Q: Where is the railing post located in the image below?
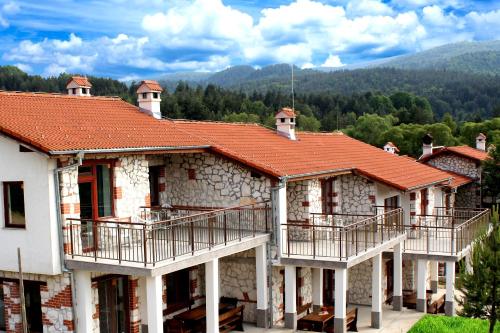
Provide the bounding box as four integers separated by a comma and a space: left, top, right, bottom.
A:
224, 214, 227, 246
69, 220, 74, 259
265, 203, 269, 232
152, 227, 156, 266
238, 210, 242, 241
312, 224, 316, 259
287, 226, 290, 257
117, 224, 122, 264
143, 225, 148, 267
253, 206, 256, 237
339, 227, 342, 260
94, 222, 98, 262
191, 220, 196, 253
171, 225, 176, 260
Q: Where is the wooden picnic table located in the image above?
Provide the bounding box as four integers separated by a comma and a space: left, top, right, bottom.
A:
297, 310, 334, 332
174, 303, 231, 325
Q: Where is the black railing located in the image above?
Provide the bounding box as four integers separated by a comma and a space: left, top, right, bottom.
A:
64, 202, 271, 266
281, 208, 404, 260
405, 208, 490, 255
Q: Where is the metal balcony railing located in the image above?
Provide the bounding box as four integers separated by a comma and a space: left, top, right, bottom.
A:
404, 208, 490, 255
64, 202, 271, 267
281, 208, 404, 260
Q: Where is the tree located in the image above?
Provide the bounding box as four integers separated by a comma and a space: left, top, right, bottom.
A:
457, 206, 500, 333
483, 145, 500, 205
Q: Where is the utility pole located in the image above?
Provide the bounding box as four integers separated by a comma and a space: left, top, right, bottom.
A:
17, 248, 28, 333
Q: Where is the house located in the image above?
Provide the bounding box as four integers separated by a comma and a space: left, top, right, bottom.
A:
419, 133, 490, 208
0, 79, 490, 333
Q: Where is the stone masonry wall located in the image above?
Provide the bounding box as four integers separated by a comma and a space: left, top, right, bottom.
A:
456, 183, 481, 208
427, 154, 480, 179
0, 272, 74, 333
348, 259, 388, 306
297, 267, 312, 307
164, 153, 271, 208
271, 267, 284, 325
114, 155, 150, 218
338, 174, 376, 214
58, 161, 80, 254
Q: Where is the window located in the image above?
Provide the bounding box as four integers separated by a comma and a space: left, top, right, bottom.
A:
72, 88, 76, 95
290, 118, 294, 123
82, 88, 87, 94
148, 166, 162, 207
142, 93, 147, 99
78, 161, 114, 219
165, 268, 191, 313
3, 182, 26, 228
153, 92, 159, 99
321, 178, 335, 215
281, 118, 285, 123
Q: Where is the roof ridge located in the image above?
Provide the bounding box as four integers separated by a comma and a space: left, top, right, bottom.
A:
172, 119, 263, 126
0, 90, 122, 100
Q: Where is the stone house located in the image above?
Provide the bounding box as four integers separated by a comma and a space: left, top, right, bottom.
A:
0, 78, 490, 333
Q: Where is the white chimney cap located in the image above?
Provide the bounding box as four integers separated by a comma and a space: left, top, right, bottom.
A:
66, 76, 92, 96
137, 80, 163, 93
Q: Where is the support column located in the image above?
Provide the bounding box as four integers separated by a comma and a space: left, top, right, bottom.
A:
276, 182, 287, 255
146, 275, 163, 333
393, 243, 403, 311
334, 268, 347, 333
284, 266, 297, 329
430, 261, 439, 293
416, 259, 427, 313
445, 261, 456, 316
312, 268, 323, 311
206, 258, 220, 333
371, 254, 382, 329
256, 244, 269, 328
74, 270, 94, 333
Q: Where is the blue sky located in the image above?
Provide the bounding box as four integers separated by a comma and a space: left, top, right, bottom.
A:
0, 0, 499, 80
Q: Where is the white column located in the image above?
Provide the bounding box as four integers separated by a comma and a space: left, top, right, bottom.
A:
256, 244, 269, 328
445, 261, 456, 316
430, 261, 439, 293
146, 275, 163, 333
371, 254, 382, 328
416, 259, 427, 313
206, 258, 220, 333
74, 270, 93, 333
393, 243, 403, 311
284, 266, 297, 329
276, 182, 287, 255
334, 268, 347, 333
312, 268, 323, 310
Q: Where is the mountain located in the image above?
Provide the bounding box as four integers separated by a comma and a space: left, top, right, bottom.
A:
373, 40, 500, 75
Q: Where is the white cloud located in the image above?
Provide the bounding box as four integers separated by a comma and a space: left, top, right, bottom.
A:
321, 55, 344, 68
466, 9, 500, 39
53, 33, 82, 50
2, 2, 20, 14
346, 0, 394, 17
422, 5, 461, 27
14, 63, 32, 73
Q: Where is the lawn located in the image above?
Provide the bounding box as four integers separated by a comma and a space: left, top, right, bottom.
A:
408, 315, 500, 333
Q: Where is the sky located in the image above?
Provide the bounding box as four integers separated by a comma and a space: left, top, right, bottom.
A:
0, 0, 499, 80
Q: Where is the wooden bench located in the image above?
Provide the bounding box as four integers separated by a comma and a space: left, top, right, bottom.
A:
324, 307, 358, 333
427, 294, 445, 314
298, 302, 313, 318
219, 305, 244, 333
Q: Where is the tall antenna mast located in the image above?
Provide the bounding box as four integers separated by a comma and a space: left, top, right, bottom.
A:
291, 64, 295, 111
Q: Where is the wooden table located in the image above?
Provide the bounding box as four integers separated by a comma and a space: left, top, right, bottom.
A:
297, 310, 334, 332
174, 303, 231, 328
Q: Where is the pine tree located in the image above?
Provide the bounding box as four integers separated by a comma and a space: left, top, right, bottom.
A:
483, 145, 500, 205
457, 206, 500, 333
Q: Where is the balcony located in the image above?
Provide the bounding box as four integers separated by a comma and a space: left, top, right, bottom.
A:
404, 207, 490, 258
63, 202, 272, 271
280, 208, 405, 262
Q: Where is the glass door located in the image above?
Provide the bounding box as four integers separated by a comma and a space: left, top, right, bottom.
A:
24, 282, 42, 333
323, 269, 335, 306
98, 277, 129, 333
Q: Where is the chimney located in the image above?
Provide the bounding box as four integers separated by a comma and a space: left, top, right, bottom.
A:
275, 107, 296, 140
422, 133, 433, 156
66, 76, 92, 96
383, 142, 399, 155
476, 133, 486, 151
136, 80, 163, 120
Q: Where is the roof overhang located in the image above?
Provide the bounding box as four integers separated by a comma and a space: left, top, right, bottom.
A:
48, 145, 212, 156
285, 168, 353, 182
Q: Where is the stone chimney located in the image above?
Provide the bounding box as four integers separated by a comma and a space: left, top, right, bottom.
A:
476, 133, 486, 151
422, 133, 433, 156
383, 142, 399, 155
66, 76, 92, 96
136, 80, 163, 119
275, 107, 296, 140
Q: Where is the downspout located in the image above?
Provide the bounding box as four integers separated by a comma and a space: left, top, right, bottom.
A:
53, 151, 84, 332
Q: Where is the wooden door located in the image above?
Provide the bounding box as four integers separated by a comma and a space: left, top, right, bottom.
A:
420, 189, 428, 216
98, 276, 130, 333
323, 269, 335, 306
24, 282, 43, 333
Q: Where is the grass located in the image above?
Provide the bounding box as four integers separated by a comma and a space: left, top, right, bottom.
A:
408, 315, 500, 333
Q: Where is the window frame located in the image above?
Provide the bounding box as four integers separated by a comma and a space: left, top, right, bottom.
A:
78, 160, 116, 220
3, 181, 26, 229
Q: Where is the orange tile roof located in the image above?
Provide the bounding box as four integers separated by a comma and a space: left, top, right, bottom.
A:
443, 170, 474, 188
138, 80, 163, 92
276, 107, 296, 117
0, 91, 206, 153
172, 121, 452, 190
67, 76, 92, 87
420, 145, 489, 162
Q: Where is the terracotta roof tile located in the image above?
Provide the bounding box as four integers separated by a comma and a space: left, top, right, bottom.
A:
420, 145, 489, 162
0, 91, 205, 153
276, 107, 296, 118
138, 80, 163, 92
173, 121, 452, 190
67, 76, 92, 87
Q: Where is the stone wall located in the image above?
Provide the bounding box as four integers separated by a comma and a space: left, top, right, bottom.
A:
338, 174, 376, 214
456, 183, 481, 208
114, 156, 150, 218
403, 260, 415, 290
58, 161, 80, 254
271, 267, 284, 325
297, 267, 312, 307
164, 153, 271, 208
220, 249, 258, 323
427, 154, 480, 179
0, 271, 74, 333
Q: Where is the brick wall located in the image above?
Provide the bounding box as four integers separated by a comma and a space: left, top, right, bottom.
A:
2, 281, 22, 333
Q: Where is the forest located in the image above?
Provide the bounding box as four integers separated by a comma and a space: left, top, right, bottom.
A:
1, 65, 499, 157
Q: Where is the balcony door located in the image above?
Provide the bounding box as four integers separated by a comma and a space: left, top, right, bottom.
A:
98, 276, 129, 333
323, 269, 335, 306
420, 188, 428, 216
321, 178, 335, 215
78, 161, 114, 251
